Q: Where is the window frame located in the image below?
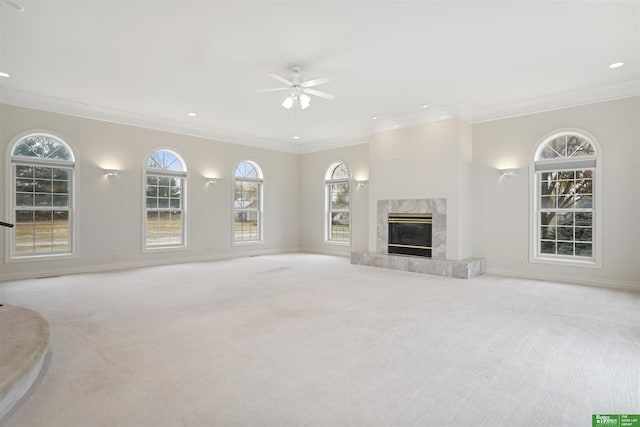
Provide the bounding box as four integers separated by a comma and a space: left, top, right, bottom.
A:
530, 129, 602, 268
232, 160, 264, 245
6, 132, 78, 262
143, 149, 188, 252
324, 161, 352, 245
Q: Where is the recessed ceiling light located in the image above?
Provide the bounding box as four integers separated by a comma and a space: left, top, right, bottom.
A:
1, 1, 24, 12
292, 135, 300, 140
0, 72, 9, 78
421, 104, 430, 109
371, 115, 378, 120
609, 62, 624, 69
187, 112, 197, 117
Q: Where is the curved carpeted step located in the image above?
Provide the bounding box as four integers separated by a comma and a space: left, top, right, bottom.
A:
0, 304, 50, 422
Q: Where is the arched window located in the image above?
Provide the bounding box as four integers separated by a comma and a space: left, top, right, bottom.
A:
10, 133, 75, 258
145, 149, 187, 248
325, 162, 351, 243
533, 132, 599, 264
234, 161, 263, 242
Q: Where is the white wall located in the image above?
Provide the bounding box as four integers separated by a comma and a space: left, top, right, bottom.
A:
2, 97, 638, 288
472, 97, 640, 287
0, 104, 300, 280
298, 143, 369, 255
368, 118, 473, 260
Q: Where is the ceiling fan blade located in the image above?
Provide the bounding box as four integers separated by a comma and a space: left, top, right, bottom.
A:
255, 87, 290, 93
303, 88, 335, 100
300, 77, 330, 88
268, 74, 293, 87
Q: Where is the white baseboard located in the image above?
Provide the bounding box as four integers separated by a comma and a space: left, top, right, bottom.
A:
0, 247, 301, 282
487, 267, 640, 292
299, 246, 351, 258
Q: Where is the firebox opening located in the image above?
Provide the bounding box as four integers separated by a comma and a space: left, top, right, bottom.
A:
388, 213, 432, 257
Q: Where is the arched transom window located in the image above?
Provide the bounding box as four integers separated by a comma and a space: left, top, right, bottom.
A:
325, 162, 351, 243
10, 133, 75, 258
533, 132, 598, 263
234, 161, 263, 242
145, 149, 187, 248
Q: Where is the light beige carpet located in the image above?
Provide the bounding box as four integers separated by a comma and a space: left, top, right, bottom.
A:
0, 254, 638, 426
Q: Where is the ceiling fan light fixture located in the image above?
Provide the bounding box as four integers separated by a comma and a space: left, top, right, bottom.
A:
300, 94, 311, 109
282, 96, 294, 109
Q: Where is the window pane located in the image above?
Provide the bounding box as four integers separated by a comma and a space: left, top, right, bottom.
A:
574, 227, 592, 242
169, 211, 183, 244
15, 223, 35, 252
575, 243, 592, 257
158, 186, 170, 198
540, 241, 556, 254
557, 227, 573, 241
15, 210, 34, 223
540, 226, 556, 240
331, 183, 350, 210
556, 213, 573, 226
575, 195, 592, 209
557, 242, 574, 255
34, 167, 52, 179
52, 168, 69, 180
53, 195, 68, 207
146, 186, 158, 197
331, 163, 350, 180
235, 161, 259, 179
330, 212, 350, 241
146, 198, 158, 208
52, 211, 69, 251
566, 135, 595, 157
16, 179, 34, 193
146, 211, 160, 243
16, 193, 34, 207
234, 210, 259, 241
540, 196, 555, 209
575, 212, 592, 226
158, 198, 169, 208
35, 194, 52, 207
13, 135, 72, 160
15, 165, 33, 178
52, 181, 68, 193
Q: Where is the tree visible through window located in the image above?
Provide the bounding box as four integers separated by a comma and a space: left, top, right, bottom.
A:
534, 133, 597, 261
11, 134, 75, 257
145, 150, 186, 248
325, 162, 350, 242
234, 161, 263, 242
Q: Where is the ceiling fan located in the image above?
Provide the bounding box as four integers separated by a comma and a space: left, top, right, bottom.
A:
256, 65, 335, 110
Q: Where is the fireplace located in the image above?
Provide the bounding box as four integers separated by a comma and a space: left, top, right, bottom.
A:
388, 213, 432, 257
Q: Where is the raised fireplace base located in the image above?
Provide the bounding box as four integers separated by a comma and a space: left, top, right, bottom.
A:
351, 251, 486, 279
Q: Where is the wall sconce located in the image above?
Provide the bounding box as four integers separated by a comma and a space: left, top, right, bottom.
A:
205, 177, 218, 185
103, 169, 120, 177
356, 180, 369, 188
498, 168, 516, 177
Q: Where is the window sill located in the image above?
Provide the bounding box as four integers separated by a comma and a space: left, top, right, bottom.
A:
233, 240, 264, 246
7, 251, 79, 263
530, 255, 601, 269
324, 240, 351, 247
143, 245, 188, 254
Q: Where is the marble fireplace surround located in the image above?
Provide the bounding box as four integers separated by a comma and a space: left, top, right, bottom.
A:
352, 198, 485, 279
377, 198, 447, 259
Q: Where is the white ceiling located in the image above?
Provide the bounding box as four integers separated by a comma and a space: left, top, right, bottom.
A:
1, 1, 639, 153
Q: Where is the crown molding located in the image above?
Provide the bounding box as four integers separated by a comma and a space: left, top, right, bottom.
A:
297, 133, 371, 154
471, 79, 640, 123
0, 89, 301, 154
2, 80, 638, 155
